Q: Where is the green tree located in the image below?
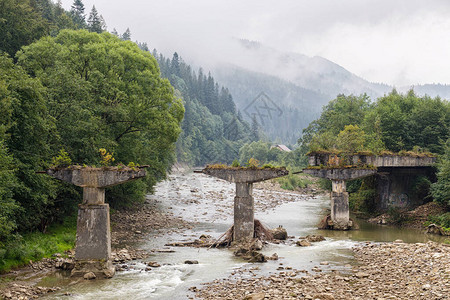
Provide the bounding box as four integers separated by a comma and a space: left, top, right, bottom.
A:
336, 125, 365, 153
70, 0, 86, 28
0, 139, 18, 241
0, 54, 58, 232
431, 139, 450, 206
17, 30, 184, 207
87, 5, 103, 33
0, 0, 50, 57
121, 28, 131, 41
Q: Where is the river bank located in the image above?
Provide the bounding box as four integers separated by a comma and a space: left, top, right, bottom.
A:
195, 241, 450, 299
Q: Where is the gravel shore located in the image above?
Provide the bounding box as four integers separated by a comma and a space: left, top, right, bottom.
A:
195, 241, 450, 300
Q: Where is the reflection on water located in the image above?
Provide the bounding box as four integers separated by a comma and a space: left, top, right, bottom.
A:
41, 174, 446, 299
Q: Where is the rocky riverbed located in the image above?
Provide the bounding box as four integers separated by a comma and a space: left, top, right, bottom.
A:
195, 241, 450, 300
1, 172, 448, 299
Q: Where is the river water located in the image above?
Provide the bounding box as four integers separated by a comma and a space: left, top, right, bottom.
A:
41, 173, 445, 299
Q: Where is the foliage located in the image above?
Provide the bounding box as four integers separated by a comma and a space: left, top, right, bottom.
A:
386, 206, 411, 225
302, 90, 449, 156
0, 140, 19, 241
51, 148, 72, 167
17, 30, 184, 207
86, 5, 105, 34
246, 158, 260, 168
336, 125, 365, 153
231, 159, 240, 167
277, 174, 311, 191
348, 177, 376, 212
98, 148, 114, 166
431, 138, 450, 206
0, 0, 50, 57
428, 212, 450, 229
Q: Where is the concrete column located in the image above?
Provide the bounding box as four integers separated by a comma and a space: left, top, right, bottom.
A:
75, 204, 111, 260
82, 187, 105, 205
331, 180, 350, 230
234, 182, 254, 242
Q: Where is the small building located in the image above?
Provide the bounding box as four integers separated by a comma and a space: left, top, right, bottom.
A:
272, 144, 292, 152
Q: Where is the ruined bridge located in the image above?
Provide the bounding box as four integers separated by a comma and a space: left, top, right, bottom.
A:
303, 153, 436, 230
41, 154, 435, 279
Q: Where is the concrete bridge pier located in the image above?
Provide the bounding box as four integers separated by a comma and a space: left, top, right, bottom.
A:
202, 167, 289, 243
303, 168, 377, 230
45, 167, 147, 278
331, 180, 351, 230
234, 182, 254, 242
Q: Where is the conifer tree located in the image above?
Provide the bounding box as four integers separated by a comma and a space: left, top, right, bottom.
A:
70, 0, 86, 28
87, 5, 103, 33
121, 28, 131, 41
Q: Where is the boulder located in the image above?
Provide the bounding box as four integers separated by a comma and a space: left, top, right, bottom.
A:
296, 240, 311, 247
305, 235, 325, 242
271, 226, 288, 240
83, 272, 96, 280
184, 260, 199, 264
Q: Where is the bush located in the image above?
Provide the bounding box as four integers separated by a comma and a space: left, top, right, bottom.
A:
277, 174, 311, 191
387, 206, 410, 225
429, 212, 450, 229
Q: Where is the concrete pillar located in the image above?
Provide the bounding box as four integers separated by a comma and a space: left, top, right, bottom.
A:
82, 187, 105, 205
44, 167, 147, 278
71, 189, 115, 278
331, 180, 350, 230
234, 182, 254, 242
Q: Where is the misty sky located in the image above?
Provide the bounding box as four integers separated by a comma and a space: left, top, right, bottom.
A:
61, 0, 450, 86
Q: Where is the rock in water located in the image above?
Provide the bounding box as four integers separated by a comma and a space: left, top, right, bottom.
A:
184, 260, 199, 264
253, 239, 263, 250
296, 240, 311, 247
305, 235, 325, 242
271, 226, 288, 240
83, 272, 96, 280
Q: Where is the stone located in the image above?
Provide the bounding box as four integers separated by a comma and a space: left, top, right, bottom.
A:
83, 272, 96, 280
253, 239, 263, 250
147, 261, 161, 267
248, 251, 267, 263
271, 226, 288, 240
355, 272, 369, 278
297, 240, 311, 247
243, 292, 265, 300
103, 268, 115, 278
184, 260, 199, 264
306, 235, 325, 242
320, 261, 329, 265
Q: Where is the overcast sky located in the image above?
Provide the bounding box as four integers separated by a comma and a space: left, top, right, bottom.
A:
61, 0, 450, 86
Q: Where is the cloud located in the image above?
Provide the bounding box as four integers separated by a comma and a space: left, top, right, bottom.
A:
61, 0, 450, 85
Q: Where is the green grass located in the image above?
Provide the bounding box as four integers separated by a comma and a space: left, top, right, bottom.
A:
0, 216, 76, 273
277, 174, 312, 191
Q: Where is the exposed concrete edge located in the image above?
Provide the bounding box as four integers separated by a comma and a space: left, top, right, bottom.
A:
303, 168, 377, 180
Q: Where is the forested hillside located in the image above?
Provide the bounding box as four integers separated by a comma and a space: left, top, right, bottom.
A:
214, 65, 330, 144
152, 52, 256, 166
